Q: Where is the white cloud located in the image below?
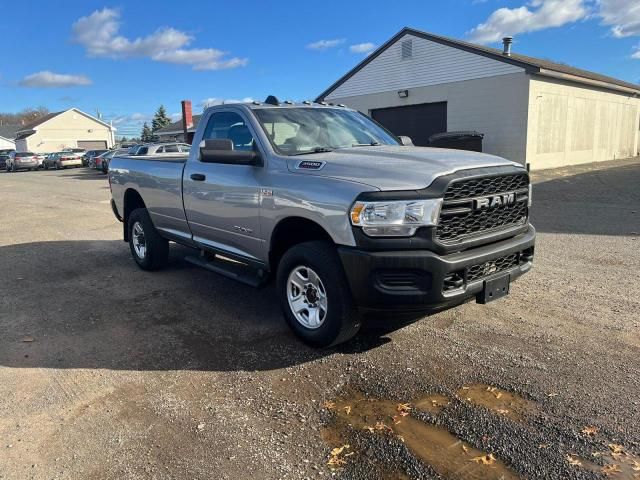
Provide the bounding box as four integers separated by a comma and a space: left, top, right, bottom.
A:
110, 112, 151, 125
200, 97, 254, 108
467, 0, 589, 44
72, 8, 247, 70
306, 39, 345, 50
19, 71, 92, 88
632, 45, 640, 59
598, 0, 640, 37
349, 42, 376, 54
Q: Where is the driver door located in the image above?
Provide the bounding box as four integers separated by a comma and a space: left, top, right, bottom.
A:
183, 109, 266, 263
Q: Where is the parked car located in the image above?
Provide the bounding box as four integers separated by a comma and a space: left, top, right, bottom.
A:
130, 143, 191, 156
44, 151, 83, 169
97, 149, 128, 174
84, 149, 108, 168
35, 153, 49, 169
109, 100, 535, 347
43, 152, 64, 170
6, 151, 40, 172
0, 153, 9, 170
127, 144, 146, 155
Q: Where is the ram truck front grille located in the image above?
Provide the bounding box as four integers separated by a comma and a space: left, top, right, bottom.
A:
436, 173, 529, 244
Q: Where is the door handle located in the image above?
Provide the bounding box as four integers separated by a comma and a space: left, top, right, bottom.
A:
190, 173, 206, 181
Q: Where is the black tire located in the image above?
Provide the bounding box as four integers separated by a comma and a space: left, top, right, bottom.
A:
10, 163, 16, 172
127, 208, 169, 271
277, 241, 360, 347
54, 162, 59, 170
44, 163, 49, 170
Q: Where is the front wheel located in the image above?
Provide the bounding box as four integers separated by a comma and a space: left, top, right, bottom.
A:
128, 208, 169, 271
277, 241, 360, 347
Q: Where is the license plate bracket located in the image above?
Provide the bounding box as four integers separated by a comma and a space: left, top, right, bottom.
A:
477, 273, 511, 304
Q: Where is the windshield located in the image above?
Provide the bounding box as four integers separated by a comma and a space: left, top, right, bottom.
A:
253, 107, 399, 156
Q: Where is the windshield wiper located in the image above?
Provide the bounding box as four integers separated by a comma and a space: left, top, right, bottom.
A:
292, 147, 334, 156
351, 142, 381, 147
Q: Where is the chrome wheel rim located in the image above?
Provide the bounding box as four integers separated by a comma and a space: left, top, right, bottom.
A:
287, 266, 328, 329
132, 222, 146, 259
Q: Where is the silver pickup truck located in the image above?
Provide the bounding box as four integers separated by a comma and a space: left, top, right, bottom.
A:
109, 98, 535, 347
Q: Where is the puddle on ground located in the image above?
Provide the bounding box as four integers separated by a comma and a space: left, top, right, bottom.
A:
569, 443, 640, 480
325, 391, 520, 480
457, 384, 536, 421
413, 393, 450, 415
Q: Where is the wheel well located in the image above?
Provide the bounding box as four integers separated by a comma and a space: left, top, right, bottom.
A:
123, 189, 146, 241
269, 217, 333, 270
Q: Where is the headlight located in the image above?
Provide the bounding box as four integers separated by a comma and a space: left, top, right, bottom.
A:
350, 198, 442, 237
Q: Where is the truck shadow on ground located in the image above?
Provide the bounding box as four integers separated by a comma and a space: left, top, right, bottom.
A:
49, 168, 110, 181
0, 240, 400, 373
531, 159, 640, 236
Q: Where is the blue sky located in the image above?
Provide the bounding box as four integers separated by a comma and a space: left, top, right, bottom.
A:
1, 0, 639, 137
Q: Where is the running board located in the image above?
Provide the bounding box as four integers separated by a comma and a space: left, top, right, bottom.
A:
184, 253, 268, 288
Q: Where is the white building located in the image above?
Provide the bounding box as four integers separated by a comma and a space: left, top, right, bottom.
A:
318, 28, 640, 169
0, 126, 19, 150
15, 108, 116, 153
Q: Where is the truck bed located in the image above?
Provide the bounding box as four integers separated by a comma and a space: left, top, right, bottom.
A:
116, 154, 188, 163
110, 155, 190, 243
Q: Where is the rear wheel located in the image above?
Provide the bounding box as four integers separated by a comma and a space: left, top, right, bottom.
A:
127, 208, 169, 271
277, 241, 360, 347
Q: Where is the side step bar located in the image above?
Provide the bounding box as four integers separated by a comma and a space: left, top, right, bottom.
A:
185, 252, 268, 288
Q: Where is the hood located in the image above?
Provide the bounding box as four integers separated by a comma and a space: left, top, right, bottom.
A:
286, 145, 522, 191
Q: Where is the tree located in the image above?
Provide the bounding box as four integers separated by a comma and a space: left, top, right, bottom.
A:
140, 122, 153, 142
0, 106, 49, 126
151, 105, 171, 132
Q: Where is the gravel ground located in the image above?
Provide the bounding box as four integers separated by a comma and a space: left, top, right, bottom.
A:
0, 159, 639, 479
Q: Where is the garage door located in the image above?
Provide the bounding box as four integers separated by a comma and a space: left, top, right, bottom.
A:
371, 102, 447, 147
77, 140, 107, 150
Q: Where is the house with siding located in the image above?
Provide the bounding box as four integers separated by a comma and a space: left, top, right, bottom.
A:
154, 114, 202, 143
14, 108, 115, 153
0, 125, 19, 150
318, 27, 640, 169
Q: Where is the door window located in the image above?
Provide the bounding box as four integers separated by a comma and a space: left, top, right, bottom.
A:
164, 144, 179, 153
203, 112, 255, 152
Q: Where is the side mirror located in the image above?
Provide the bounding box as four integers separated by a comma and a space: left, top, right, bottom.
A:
398, 136, 414, 146
199, 139, 260, 165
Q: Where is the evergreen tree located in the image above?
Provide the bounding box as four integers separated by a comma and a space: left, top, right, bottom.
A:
151, 105, 171, 132
141, 122, 153, 142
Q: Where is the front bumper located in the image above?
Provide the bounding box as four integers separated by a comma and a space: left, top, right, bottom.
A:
338, 225, 535, 312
